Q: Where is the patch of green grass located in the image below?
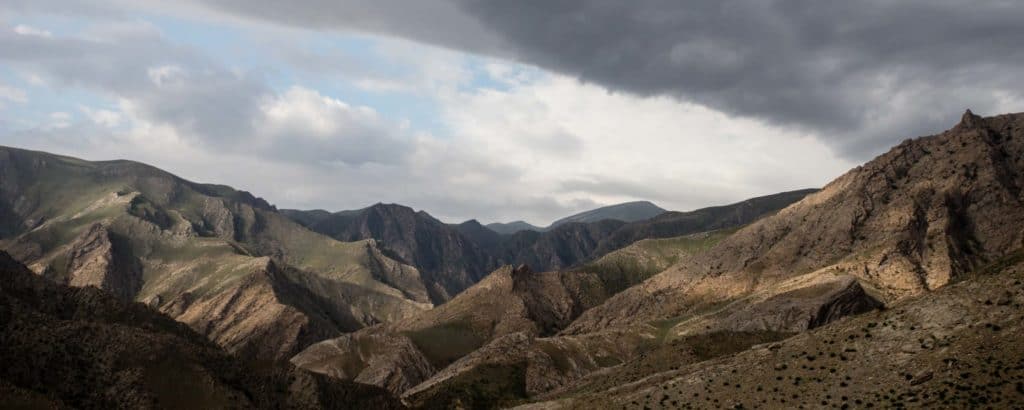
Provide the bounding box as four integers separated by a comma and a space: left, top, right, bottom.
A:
581, 229, 736, 293
403, 321, 484, 369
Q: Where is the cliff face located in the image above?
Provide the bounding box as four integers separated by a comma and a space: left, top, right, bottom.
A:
58, 223, 142, 301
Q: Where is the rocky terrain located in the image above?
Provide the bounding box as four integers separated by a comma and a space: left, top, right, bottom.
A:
4, 111, 1022, 409
292, 111, 1024, 409
0, 146, 431, 363
567, 111, 1024, 334
0, 251, 403, 409
532, 254, 1024, 409
292, 230, 736, 405
285, 192, 813, 304
287, 203, 495, 304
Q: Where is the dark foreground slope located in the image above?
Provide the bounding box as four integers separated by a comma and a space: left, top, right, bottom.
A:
0, 251, 403, 409
539, 254, 1024, 409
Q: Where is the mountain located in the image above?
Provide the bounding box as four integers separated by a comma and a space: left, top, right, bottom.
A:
490, 190, 816, 274
295, 110, 1024, 408
548, 200, 666, 228
588, 189, 819, 257
485, 220, 545, 234
0, 146, 432, 363
521, 110, 1024, 406
291, 230, 734, 402
287, 192, 813, 302
295, 203, 495, 304
539, 254, 1024, 409
567, 110, 1024, 333
0, 251, 403, 409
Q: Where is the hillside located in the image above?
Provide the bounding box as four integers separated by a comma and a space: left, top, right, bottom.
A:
0, 146, 431, 362
507, 110, 1024, 407
294, 111, 1024, 409
567, 111, 1024, 334
292, 230, 734, 404
549, 201, 666, 228
286, 192, 812, 304
291, 203, 495, 304
534, 254, 1024, 409
0, 251, 403, 409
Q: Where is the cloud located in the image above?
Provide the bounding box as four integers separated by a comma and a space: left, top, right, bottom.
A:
0, 23, 412, 167
149, 0, 1024, 159
0, 84, 28, 104
9, 2, 1003, 225
255, 86, 413, 165
12, 24, 52, 37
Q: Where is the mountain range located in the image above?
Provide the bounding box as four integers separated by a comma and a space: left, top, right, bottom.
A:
483, 200, 668, 234
295, 110, 1024, 408
1, 110, 1023, 408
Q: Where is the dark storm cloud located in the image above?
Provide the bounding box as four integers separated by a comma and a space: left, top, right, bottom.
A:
449, 0, 1024, 157
180, 0, 1024, 158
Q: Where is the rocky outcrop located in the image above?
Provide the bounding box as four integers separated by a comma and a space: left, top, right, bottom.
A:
61, 223, 142, 301
291, 329, 435, 394
683, 275, 884, 334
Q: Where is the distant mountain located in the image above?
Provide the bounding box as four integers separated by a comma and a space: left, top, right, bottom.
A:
0, 146, 431, 363
485, 201, 666, 236
485, 220, 545, 234
280, 208, 332, 227
0, 251, 403, 409
286, 193, 813, 305
296, 203, 495, 304
548, 200, 666, 228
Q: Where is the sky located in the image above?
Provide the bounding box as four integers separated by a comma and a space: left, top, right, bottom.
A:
1, 1, 1022, 225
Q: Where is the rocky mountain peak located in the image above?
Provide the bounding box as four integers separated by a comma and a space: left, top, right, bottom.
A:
958, 108, 983, 129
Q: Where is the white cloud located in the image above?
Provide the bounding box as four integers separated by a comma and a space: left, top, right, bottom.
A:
12, 24, 52, 38
0, 84, 28, 103
147, 65, 186, 87
431, 69, 856, 220
80, 106, 122, 127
